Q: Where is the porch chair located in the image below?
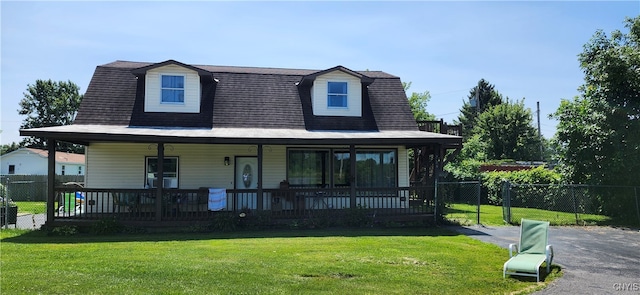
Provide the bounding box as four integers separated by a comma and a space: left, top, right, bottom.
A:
112, 192, 138, 213
503, 219, 554, 282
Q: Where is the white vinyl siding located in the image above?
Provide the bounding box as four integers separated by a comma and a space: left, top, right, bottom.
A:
84, 144, 406, 189
0, 155, 47, 175
311, 71, 362, 117
260, 145, 287, 187
85, 143, 288, 189
84, 143, 407, 212
398, 147, 409, 187
0, 150, 85, 175
144, 65, 201, 113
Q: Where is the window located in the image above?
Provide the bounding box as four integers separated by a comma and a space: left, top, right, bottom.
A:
161, 75, 185, 103
327, 81, 348, 108
78, 166, 83, 175
288, 150, 329, 187
61, 165, 66, 176
355, 151, 396, 188
8, 165, 15, 174
333, 151, 350, 187
288, 149, 396, 188
146, 157, 179, 188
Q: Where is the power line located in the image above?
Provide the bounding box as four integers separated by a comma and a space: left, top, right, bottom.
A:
434, 111, 460, 117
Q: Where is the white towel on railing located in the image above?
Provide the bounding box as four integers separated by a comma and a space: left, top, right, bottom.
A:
208, 188, 227, 211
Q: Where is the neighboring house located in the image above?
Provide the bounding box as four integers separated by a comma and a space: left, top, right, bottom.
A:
0, 148, 85, 176
21, 59, 462, 225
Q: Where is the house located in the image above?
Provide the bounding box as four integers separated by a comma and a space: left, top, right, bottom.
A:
20, 59, 462, 226
0, 148, 85, 176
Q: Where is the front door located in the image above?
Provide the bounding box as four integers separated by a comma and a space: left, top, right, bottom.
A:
235, 156, 257, 209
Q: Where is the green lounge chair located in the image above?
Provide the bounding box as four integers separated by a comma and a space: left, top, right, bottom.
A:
503, 219, 554, 282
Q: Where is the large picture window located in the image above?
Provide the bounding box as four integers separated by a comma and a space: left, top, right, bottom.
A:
355, 151, 396, 188
288, 149, 396, 188
161, 75, 185, 103
146, 157, 179, 188
288, 150, 329, 187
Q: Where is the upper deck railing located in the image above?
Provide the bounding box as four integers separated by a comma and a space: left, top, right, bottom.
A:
417, 120, 462, 137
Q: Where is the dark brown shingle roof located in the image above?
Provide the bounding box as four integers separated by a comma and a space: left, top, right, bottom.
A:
74, 60, 418, 131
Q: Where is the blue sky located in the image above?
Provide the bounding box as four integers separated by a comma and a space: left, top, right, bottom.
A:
1, 1, 638, 145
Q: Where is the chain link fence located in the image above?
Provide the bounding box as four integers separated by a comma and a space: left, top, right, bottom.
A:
438, 181, 481, 225
7, 178, 636, 229
503, 182, 640, 226
1, 175, 83, 229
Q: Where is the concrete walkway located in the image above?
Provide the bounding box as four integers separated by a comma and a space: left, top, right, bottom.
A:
452, 225, 640, 294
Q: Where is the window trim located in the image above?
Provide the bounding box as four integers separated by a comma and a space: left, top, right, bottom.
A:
145, 156, 179, 188
160, 74, 186, 104
327, 81, 348, 108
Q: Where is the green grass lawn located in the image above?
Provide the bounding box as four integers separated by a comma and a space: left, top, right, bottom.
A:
0, 228, 559, 294
12, 201, 47, 214
446, 203, 616, 226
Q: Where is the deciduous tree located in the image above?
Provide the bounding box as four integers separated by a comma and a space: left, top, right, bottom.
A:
0, 142, 22, 155
18, 79, 83, 153
551, 16, 640, 186
403, 82, 435, 121
474, 99, 541, 161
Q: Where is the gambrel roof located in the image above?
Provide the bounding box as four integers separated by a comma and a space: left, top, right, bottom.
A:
21, 60, 462, 147
74, 60, 416, 130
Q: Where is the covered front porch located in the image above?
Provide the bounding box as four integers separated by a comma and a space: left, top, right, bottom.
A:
28, 121, 461, 228
54, 185, 437, 226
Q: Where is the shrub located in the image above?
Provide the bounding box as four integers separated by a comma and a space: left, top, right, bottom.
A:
209, 212, 238, 232
0, 183, 6, 199
343, 204, 374, 227
482, 166, 561, 205
238, 210, 273, 230
91, 218, 124, 235
50, 225, 79, 236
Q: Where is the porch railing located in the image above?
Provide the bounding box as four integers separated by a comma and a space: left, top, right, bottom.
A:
53, 186, 436, 222
417, 120, 462, 136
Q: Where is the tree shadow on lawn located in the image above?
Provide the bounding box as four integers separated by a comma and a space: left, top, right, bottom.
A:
443, 207, 476, 214
1, 226, 469, 244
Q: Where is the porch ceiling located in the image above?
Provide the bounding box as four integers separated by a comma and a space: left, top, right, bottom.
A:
20, 124, 462, 146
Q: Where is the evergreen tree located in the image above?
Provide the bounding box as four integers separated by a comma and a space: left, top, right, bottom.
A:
456, 79, 503, 138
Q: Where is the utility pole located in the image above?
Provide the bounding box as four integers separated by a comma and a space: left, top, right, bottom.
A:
476, 80, 481, 113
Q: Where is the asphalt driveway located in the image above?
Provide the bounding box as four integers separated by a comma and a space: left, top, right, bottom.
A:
452, 225, 640, 294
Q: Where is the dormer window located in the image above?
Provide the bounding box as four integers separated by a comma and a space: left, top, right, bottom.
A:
161, 75, 185, 103
327, 82, 348, 108
138, 62, 206, 113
